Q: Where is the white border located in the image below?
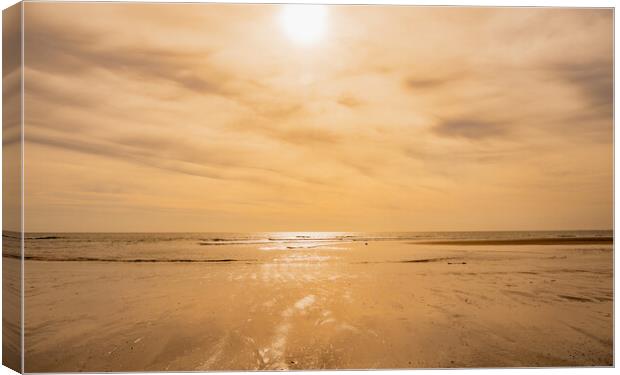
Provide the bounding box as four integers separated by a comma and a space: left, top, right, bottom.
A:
0, 1, 616, 375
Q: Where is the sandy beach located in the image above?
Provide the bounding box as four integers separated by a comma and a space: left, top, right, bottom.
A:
21, 236, 613, 371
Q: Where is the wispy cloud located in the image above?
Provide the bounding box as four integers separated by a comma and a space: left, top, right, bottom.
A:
432, 119, 508, 140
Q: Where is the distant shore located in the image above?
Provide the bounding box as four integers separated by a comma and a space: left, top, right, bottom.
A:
413, 237, 613, 246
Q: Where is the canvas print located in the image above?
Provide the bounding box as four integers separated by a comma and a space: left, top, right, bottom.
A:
2, 1, 614, 372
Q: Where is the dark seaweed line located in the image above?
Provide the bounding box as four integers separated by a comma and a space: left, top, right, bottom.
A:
198, 242, 268, 246
354, 257, 457, 264
4, 253, 463, 266
3, 254, 256, 263
25, 236, 65, 240
198, 240, 346, 246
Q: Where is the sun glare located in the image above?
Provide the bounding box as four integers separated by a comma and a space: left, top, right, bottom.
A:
279, 4, 328, 44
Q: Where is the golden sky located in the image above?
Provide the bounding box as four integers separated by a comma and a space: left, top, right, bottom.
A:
15, 3, 613, 232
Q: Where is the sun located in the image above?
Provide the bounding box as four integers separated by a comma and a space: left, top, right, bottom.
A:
279, 4, 328, 44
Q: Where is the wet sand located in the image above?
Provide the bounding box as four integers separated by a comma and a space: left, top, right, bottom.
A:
23, 241, 612, 371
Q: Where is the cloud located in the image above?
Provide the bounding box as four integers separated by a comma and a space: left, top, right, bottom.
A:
24, 23, 226, 96
405, 71, 466, 90
337, 94, 363, 108
2, 3, 21, 78
432, 119, 508, 140
552, 60, 613, 115
406, 78, 448, 89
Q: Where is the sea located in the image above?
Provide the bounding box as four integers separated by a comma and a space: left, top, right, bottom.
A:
1, 230, 613, 263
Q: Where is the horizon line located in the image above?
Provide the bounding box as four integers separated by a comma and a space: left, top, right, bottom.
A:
2, 229, 614, 234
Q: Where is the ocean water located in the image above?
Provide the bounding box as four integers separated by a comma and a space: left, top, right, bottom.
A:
3, 230, 612, 262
